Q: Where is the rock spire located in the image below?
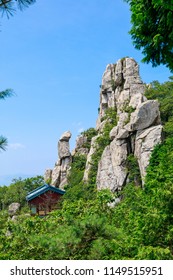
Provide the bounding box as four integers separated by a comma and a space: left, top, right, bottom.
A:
44, 131, 72, 189
84, 57, 163, 191
44, 57, 163, 194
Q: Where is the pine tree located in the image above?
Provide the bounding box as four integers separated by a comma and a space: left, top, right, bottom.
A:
0, 89, 13, 151
0, 0, 36, 17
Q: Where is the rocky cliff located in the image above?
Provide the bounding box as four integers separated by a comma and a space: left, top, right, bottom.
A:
44, 57, 163, 193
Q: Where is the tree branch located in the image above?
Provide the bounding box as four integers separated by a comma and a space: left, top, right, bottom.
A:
0, 1, 12, 7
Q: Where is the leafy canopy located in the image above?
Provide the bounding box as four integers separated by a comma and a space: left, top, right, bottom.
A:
145, 76, 173, 137
0, 176, 44, 210
124, 0, 173, 71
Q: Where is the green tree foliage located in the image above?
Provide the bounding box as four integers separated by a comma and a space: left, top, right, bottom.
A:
126, 154, 141, 186
145, 76, 173, 136
124, 0, 173, 71
0, 176, 44, 210
64, 128, 97, 202
0, 136, 8, 151
0, 89, 13, 100
64, 154, 89, 202
1, 79, 173, 259
0, 134, 173, 259
0, 189, 118, 260
1, 139, 173, 260
0, 0, 36, 17
80, 128, 97, 149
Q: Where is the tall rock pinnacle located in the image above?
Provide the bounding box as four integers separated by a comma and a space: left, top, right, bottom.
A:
44, 131, 72, 189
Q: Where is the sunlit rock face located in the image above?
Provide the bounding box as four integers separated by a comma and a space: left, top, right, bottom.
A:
44, 131, 72, 189
90, 57, 162, 191
45, 57, 163, 193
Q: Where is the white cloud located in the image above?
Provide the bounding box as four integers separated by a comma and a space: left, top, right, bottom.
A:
9, 143, 26, 150
72, 121, 85, 134
78, 127, 84, 133
72, 121, 82, 127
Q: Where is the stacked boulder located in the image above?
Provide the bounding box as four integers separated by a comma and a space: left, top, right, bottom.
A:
44, 131, 72, 189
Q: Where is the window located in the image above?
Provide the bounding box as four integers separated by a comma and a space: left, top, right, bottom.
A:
31, 205, 37, 214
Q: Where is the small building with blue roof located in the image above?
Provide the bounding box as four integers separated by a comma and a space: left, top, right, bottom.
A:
26, 184, 65, 216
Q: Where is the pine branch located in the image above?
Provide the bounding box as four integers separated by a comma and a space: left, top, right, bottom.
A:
0, 136, 8, 151
0, 0, 36, 7
0, 1, 12, 7
0, 0, 36, 17
0, 89, 14, 100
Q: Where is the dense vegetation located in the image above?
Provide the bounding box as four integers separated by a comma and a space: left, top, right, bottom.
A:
0, 78, 173, 259
0, 176, 44, 211
0, 0, 173, 260
145, 77, 173, 137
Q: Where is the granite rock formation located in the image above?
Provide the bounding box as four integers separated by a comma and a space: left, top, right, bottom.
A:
72, 134, 89, 156
44, 131, 72, 189
84, 57, 163, 190
45, 57, 163, 194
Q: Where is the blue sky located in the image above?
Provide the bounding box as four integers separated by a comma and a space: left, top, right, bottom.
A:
0, 0, 171, 186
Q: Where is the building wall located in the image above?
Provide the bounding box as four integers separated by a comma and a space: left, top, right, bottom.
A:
28, 190, 63, 215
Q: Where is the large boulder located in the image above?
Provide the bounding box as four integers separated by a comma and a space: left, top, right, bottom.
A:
97, 146, 117, 191
135, 125, 163, 180
58, 131, 71, 159
44, 131, 72, 189
51, 163, 61, 187
8, 203, 20, 216
126, 100, 161, 131
97, 139, 128, 192
83, 135, 99, 182
59, 131, 71, 141
74, 134, 89, 155
102, 64, 114, 91
44, 169, 52, 183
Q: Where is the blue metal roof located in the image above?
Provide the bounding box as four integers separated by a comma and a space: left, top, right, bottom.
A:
26, 184, 65, 201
